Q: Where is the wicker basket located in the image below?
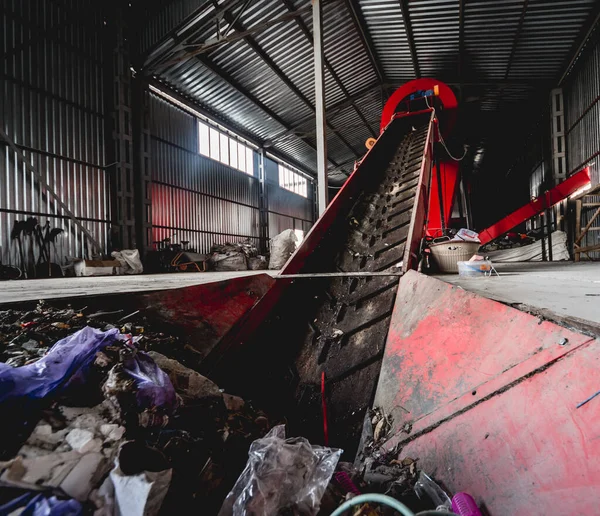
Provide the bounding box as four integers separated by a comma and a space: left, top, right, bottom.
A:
429, 240, 480, 273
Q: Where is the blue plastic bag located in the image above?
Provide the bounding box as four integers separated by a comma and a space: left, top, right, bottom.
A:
0, 326, 120, 403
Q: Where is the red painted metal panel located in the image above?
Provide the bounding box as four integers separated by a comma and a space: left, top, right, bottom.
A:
140, 273, 275, 362
478, 167, 591, 245
380, 78, 457, 134
402, 113, 434, 271
427, 160, 459, 237
400, 340, 600, 515
374, 271, 598, 514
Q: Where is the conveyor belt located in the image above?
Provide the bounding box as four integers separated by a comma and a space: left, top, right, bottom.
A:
216, 114, 433, 456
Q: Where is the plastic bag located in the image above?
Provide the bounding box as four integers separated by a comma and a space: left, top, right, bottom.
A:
94, 442, 172, 516
452, 228, 480, 243
248, 256, 268, 270
111, 249, 144, 274
123, 352, 178, 414
268, 229, 298, 270
414, 471, 452, 510
211, 252, 248, 271
103, 350, 178, 427
0, 326, 120, 403
0, 491, 82, 516
219, 425, 342, 516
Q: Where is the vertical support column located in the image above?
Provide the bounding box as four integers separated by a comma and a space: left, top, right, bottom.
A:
105, 4, 136, 250
257, 148, 269, 254
575, 199, 582, 261
313, 0, 328, 216
551, 88, 567, 230
132, 75, 152, 255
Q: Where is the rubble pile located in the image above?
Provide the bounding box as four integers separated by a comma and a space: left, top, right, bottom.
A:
0, 302, 274, 515
0, 302, 464, 515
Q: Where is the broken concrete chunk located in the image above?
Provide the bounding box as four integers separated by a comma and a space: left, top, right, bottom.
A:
66, 428, 102, 454
2, 450, 81, 487
34, 424, 53, 436
100, 424, 126, 442
21, 339, 40, 351
72, 412, 107, 432
60, 452, 106, 501
223, 393, 245, 412
148, 351, 222, 402
28, 424, 69, 451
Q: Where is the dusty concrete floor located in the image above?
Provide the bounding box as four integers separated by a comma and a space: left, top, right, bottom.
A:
0, 270, 278, 305
436, 261, 600, 328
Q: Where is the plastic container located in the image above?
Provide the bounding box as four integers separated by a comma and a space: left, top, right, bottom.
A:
457, 260, 492, 277
452, 492, 482, 516
429, 241, 481, 273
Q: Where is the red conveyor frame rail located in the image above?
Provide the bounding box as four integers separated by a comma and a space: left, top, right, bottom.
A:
478, 167, 591, 246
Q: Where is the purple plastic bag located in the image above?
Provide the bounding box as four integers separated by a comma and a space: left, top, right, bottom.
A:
0, 326, 120, 403
122, 351, 177, 413
0, 492, 82, 516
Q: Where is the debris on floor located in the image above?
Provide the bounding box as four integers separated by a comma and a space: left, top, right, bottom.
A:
210, 240, 267, 271
268, 229, 298, 269
0, 301, 275, 514
0, 301, 203, 370
0, 302, 483, 515
483, 230, 569, 262
219, 425, 341, 516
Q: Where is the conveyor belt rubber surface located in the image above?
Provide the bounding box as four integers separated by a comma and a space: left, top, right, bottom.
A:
220, 115, 432, 456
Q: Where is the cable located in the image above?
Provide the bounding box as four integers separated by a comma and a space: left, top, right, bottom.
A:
425, 96, 468, 162
330, 493, 415, 516
416, 511, 457, 516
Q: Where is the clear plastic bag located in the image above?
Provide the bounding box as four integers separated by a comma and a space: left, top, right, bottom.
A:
414, 471, 452, 511
218, 425, 342, 516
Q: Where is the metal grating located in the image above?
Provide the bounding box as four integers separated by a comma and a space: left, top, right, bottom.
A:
0, 0, 109, 267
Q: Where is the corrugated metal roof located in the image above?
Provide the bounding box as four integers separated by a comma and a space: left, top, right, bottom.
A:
138, 0, 599, 179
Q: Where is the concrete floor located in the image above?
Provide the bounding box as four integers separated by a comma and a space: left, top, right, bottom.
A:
0, 270, 277, 305
437, 261, 600, 329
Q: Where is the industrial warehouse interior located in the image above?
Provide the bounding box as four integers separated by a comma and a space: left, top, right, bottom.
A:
1, 0, 600, 514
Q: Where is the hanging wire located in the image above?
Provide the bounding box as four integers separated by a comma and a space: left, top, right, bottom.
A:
425, 96, 468, 161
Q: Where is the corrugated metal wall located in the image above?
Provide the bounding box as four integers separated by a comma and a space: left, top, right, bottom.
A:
565, 28, 600, 258
0, 0, 109, 267
566, 31, 600, 185
149, 93, 314, 253
264, 158, 314, 239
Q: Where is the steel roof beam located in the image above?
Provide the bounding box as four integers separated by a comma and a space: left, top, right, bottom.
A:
398, 0, 420, 78
498, 0, 529, 111
458, 0, 465, 101
219, 8, 362, 158
269, 81, 385, 142
281, 0, 379, 138
142, 0, 246, 68
344, 0, 386, 85
558, 2, 600, 85
504, 0, 529, 80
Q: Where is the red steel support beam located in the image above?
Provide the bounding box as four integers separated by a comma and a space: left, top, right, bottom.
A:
478, 167, 591, 245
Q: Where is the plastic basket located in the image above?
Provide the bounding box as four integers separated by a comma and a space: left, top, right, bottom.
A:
429, 240, 481, 273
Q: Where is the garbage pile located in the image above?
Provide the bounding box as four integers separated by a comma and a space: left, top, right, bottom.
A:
0, 303, 484, 515
0, 302, 203, 370
0, 303, 274, 515
210, 240, 268, 271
